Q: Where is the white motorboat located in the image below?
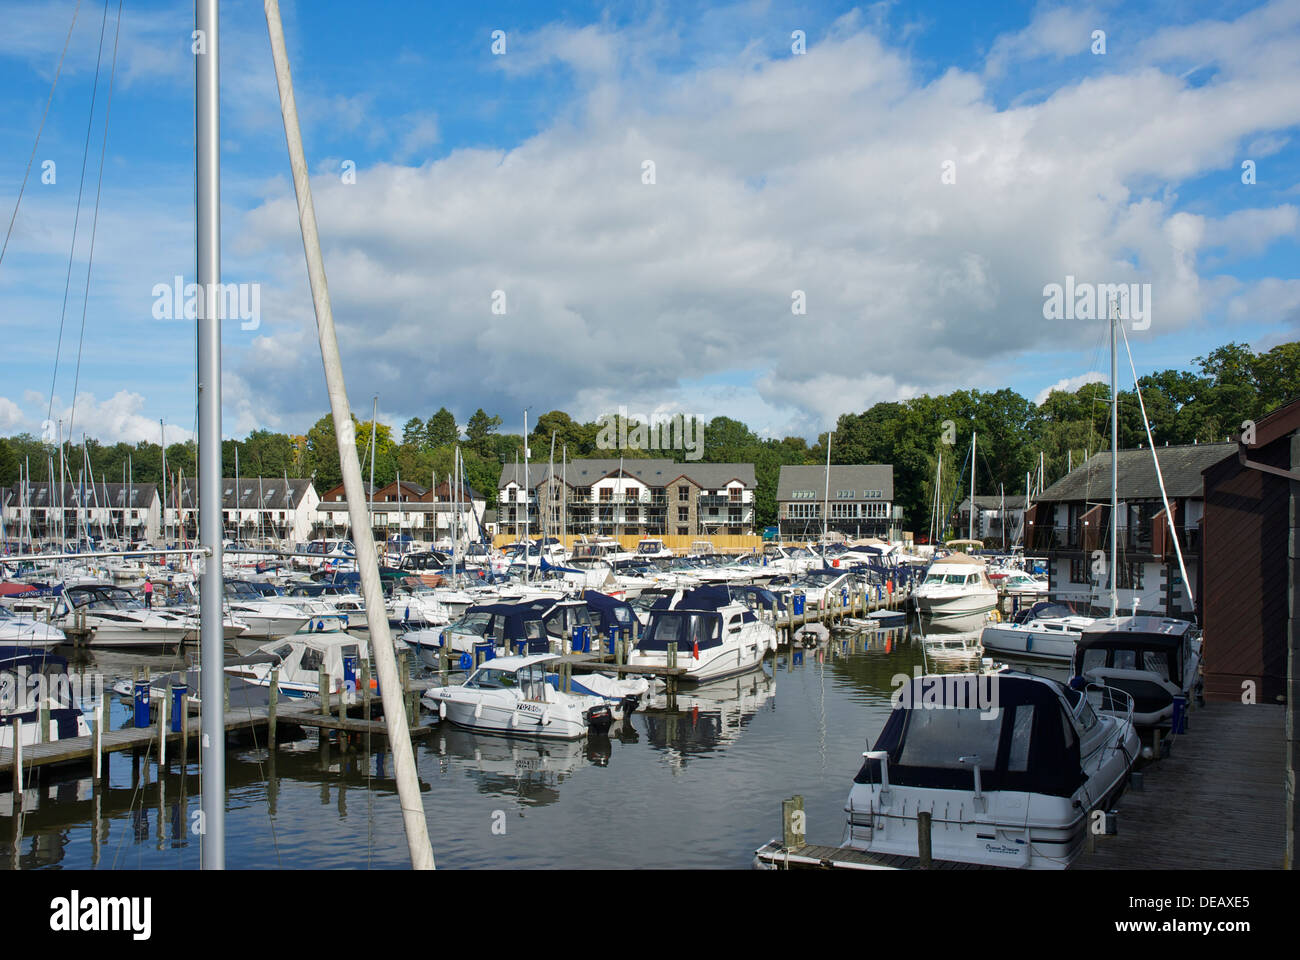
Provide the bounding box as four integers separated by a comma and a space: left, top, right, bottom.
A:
222, 580, 312, 639
628, 588, 774, 682
0, 605, 66, 649
634, 538, 675, 560
49, 583, 195, 647
1071, 616, 1202, 727
844, 671, 1139, 869
911, 553, 997, 622
422, 654, 614, 740
225, 630, 371, 702
980, 601, 1096, 664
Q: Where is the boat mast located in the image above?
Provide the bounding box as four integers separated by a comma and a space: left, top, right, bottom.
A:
822, 430, 832, 550
969, 431, 976, 542
561, 445, 567, 553
368, 395, 377, 548
196, 0, 225, 870
264, 0, 435, 869
160, 419, 167, 545
1109, 295, 1119, 618
523, 410, 530, 583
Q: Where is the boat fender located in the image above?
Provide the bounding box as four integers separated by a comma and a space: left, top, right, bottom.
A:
989, 609, 1001, 623
438, 701, 447, 720
473, 702, 482, 720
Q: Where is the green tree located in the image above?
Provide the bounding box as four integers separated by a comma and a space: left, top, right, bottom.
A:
465, 409, 502, 459
425, 407, 459, 448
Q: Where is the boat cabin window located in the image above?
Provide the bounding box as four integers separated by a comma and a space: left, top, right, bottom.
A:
1113, 650, 1137, 671
465, 668, 516, 690
898, 709, 1002, 770
1008, 705, 1034, 772
728, 615, 743, 634
1074, 695, 1099, 733
1081, 648, 1107, 673
300, 647, 324, 674
455, 612, 492, 636
272, 644, 293, 660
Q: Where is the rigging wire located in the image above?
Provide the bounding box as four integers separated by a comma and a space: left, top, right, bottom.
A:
47, 0, 111, 432
0, 0, 84, 273
68, 0, 124, 442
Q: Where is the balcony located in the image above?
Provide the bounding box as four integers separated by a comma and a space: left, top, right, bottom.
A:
698, 495, 744, 507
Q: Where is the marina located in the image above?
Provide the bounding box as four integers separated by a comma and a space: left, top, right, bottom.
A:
0, 0, 1294, 910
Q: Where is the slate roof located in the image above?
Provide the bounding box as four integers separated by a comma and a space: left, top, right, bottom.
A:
1034, 443, 1235, 503
776, 465, 894, 501
499, 459, 756, 490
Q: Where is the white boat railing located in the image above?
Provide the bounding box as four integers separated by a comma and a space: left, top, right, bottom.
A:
1085, 680, 1135, 731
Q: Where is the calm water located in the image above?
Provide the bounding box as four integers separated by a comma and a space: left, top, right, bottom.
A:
3, 623, 1000, 869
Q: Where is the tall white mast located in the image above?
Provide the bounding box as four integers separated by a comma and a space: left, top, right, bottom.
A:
264, 0, 435, 869
195, 0, 225, 870
1109, 295, 1119, 618
523, 410, 530, 582
969, 432, 976, 542
822, 430, 832, 549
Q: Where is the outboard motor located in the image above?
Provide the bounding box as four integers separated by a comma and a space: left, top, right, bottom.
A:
584, 703, 614, 735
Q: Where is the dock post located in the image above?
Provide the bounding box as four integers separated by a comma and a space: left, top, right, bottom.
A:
180, 693, 189, 772
93, 695, 104, 786
781, 794, 805, 849
319, 671, 329, 716
223, 674, 230, 714
917, 811, 932, 868
268, 668, 279, 752
158, 683, 168, 772
361, 658, 371, 717
13, 719, 22, 806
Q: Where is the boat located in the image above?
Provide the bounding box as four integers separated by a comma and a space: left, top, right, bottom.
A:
979, 601, 1096, 664
634, 538, 675, 560
221, 579, 312, 639
1071, 616, 1202, 727
422, 654, 614, 740
911, 553, 997, 622
627, 586, 774, 681
844, 671, 1139, 868
0, 604, 66, 649
49, 583, 195, 647
0, 647, 93, 748
224, 630, 371, 702
403, 596, 594, 667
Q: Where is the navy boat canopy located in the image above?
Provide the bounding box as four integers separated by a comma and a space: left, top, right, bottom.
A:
854, 673, 1086, 798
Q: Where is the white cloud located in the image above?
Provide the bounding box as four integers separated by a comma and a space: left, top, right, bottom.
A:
1035, 372, 1105, 405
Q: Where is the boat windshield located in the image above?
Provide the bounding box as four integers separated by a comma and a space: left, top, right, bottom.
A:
465, 668, 518, 689
898, 708, 1003, 769
452, 612, 492, 636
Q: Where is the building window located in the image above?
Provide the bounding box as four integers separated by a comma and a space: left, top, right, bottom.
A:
729, 508, 741, 523
1118, 561, 1145, 590
836, 489, 854, 499
677, 526, 688, 536
729, 488, 742, 502
678, 486, 689, 501
1069, 557, 1089, 584
600, 488, 612, 501
678, 507, 689, 522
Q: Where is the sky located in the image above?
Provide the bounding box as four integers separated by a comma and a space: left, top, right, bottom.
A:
0, 0, 1297, 447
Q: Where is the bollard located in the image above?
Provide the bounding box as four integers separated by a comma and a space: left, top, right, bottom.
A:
134, 678, 151, 729
171, 683, 187, 733
782, 794, 806, 849
917, 811, 932, 868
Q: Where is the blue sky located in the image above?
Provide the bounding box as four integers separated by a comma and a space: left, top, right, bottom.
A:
0, 0, 1296, 445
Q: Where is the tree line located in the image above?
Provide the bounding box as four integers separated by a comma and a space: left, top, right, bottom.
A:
1, 340, 1294, 531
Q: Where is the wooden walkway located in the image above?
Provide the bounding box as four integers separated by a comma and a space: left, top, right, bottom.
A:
0, 697, 430, 781
1074, 701, 1286, 870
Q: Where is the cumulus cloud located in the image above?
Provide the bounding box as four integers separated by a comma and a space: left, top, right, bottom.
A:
1035, 372, 1106, 405
224, 3, 1300, 439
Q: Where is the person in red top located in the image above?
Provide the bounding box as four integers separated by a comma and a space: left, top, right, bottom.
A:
143, 578, 154, 609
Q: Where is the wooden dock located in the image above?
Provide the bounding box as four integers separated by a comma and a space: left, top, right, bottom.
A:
0, 675, 433, 785
1073, 701, 1286, 870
